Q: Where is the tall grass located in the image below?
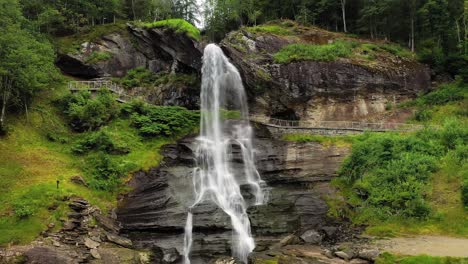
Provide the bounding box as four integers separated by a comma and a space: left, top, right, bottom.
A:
273, 40, 357, 63
142, 19, 200, 41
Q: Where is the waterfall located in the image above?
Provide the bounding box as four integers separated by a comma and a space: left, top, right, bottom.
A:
183, 44, 268, 263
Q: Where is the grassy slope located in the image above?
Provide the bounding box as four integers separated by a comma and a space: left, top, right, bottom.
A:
283, 82, 468, 238
0, 82, 178, 245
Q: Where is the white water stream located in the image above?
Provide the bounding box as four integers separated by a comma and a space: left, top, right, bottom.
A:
183, 44, 268, 263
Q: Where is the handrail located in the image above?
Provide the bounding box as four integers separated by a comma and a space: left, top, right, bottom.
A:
68, 81, 423, 132
248, 115, 423, 132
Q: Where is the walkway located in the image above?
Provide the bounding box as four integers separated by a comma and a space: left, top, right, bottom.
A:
68, 80, 423, 133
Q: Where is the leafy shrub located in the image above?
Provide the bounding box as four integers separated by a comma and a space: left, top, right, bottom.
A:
127, 103, 199, 137
414, 108, 433, 121
142, 19, 200, 40
13, 200, 35, 218
119, 67, 157, 88
339, 133, 443, 219
72, 131, 129, 155
274, 40, 355, 63
85, 51, 112, 64
60, 89, 119, 132
85, 153, 135, 191
419, 83, 466, 106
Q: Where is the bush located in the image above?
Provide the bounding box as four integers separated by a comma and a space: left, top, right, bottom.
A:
85, 153, 135, 191
123, 101, 198, 137
142, 19, 200, 41
72, 131, 129, 155
339, 133, 443, 219
274, 40, 355, 63
119, 67, 157, 88
60, 89, 119, 132
13, 200, 35, 218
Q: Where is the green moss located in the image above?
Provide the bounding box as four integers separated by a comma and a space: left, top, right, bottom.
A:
85, 51, 113, 64
376, 253, 468, 264
54, 22, 128, 54
274, 40, 356, 63
140, 19, 200, 41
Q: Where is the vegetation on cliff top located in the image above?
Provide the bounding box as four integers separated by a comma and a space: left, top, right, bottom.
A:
140, 19, 200, 41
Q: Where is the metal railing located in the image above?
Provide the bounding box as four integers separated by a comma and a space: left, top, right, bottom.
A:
249, 115, 423, 132
68, 80, 138, 103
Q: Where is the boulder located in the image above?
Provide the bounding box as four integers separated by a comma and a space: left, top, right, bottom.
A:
300, 230, 323, 244
335, 251, 352, 261
84, 237, 100, 249
358, 249, 380, 261
70, 175, 87, 187
105, 233, 133, 248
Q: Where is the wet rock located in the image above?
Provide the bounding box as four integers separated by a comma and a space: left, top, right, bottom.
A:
212, 256, 238, 264
106, 233, 133, 248
94, 212, 120, 233
358, 249, 380, 261
23, 247, 77, 264
335, 251, 351, 261
321, 249, 334, 259
300, 230, 323, 244
85, 237, 100, 249
70, 175, 87, 187
162, 248, 181, 263
117, 128, 350, 260
277, 234, 303, 247
90, 248, 101, 259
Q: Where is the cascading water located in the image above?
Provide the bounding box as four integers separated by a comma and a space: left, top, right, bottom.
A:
183, 44, 268, 264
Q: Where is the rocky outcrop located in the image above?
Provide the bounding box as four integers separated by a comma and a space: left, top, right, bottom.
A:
56, 24, 202, 79
0, 198, 151, 264
117, 123, 350, 263
221, 26, 431, 122
56, 24, 202, 109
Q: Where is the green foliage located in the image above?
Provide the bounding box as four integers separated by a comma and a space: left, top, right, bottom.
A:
0, 0, 59, 131
60, 89, 119, 132
123, 101, 198, 137
142, 19, 200, 40
247, 25, 294, 35
337, 117, 468, 222
118, 67, 199, 89
274, 41, 356, 63
119, 67, 157, 88
85, 51, 113, 64
83, 153, 135, 191
72, 130, 129, 155
376, 253, 468, 264
417, 82, 466, 107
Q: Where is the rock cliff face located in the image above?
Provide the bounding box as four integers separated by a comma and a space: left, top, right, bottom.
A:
56, 24, 202, 109
117, 123, 349, 263
221, 26, 431, 121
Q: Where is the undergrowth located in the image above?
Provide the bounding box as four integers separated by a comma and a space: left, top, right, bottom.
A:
140, 19, 200, 41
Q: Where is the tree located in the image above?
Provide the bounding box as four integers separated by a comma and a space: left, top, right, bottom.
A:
340, 0, 347, 32
0, 0, 58, 132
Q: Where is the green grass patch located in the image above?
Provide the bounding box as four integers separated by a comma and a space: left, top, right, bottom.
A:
140, 19, 200, 41
376, 253, 468, 264
247, 25, 294, 36
85, 51, 113, 64
274, 40, 356, 63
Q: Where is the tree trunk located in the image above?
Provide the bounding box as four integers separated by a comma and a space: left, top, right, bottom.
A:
341, 0, 347, 32
411, 16, 415, 52
131, 0, 136, 21
1, 77, 11, 131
